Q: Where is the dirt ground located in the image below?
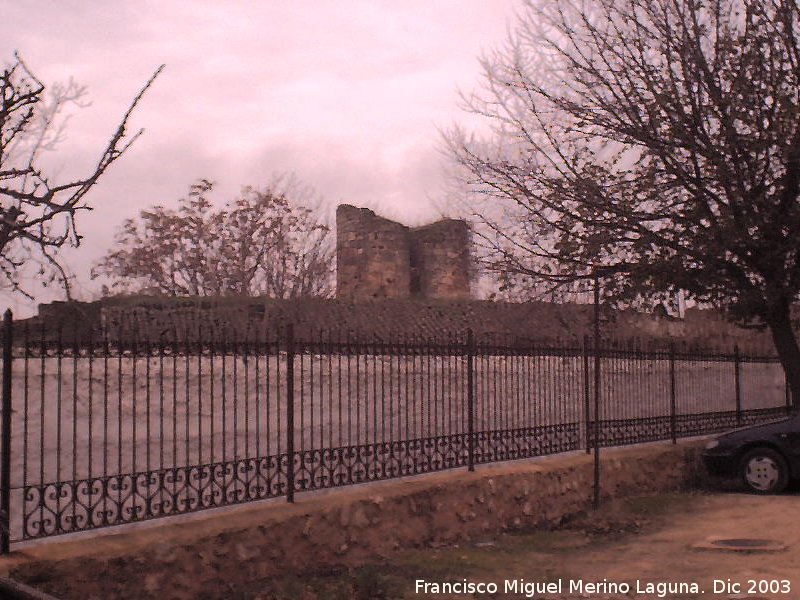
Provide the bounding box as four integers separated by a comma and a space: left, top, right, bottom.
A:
235, 488, 800, 600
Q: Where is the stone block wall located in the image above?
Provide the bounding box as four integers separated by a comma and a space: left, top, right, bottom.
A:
409, 219, 471, 300
336, 204, 471, 300
336, 204, 412, 300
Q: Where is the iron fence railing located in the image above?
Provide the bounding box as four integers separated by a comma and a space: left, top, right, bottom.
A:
0, 310, 791, 548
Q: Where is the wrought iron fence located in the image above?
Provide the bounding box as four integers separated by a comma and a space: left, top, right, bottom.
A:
0, 310, 791, 549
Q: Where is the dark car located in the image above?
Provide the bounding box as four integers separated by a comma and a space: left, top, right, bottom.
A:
702, 413, 800, 494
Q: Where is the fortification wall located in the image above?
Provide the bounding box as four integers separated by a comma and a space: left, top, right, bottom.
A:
335, 205, 471, 300
409, 219, 471, 299
336, 205, 411, 300
28, 297, 783, 354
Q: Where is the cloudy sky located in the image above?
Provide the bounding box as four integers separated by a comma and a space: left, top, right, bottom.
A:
2, 0, 520, 316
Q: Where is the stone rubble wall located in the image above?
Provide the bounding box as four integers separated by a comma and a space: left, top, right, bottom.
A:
335, 204, 471, 301
3, 442, 705, 600
409, 219, 471, 300
336, 204, 413, 301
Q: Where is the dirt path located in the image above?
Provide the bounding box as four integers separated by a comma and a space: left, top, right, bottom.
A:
542, 492, 800, 599
243, 490, 800, 600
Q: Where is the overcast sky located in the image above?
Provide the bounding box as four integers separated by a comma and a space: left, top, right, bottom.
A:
2, 0, 520, 316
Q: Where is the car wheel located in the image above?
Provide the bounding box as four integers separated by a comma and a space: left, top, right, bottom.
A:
740, 447, 789, 494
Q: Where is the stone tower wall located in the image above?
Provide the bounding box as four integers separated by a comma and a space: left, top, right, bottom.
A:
336, 204, 411, 300
409, 220, 471, 299
336, 204, 471, 300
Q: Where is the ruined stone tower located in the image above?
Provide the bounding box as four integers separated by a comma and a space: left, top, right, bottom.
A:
336, 204, 471, 300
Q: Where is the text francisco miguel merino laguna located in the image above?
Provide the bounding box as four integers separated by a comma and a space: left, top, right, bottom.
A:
415, 578, 702, 598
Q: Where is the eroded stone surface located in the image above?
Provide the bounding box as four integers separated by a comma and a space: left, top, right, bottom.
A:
335, 204, 471, 301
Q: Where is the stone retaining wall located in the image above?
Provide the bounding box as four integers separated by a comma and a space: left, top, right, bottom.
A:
1, 442, 705, 599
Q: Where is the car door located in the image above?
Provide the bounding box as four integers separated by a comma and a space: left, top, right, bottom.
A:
777, 415, 800, 474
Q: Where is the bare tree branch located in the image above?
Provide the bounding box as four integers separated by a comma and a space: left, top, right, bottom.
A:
0, 53, 163, 298
445, 0, 800, 400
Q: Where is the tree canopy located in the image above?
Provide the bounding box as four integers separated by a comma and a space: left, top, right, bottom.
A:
447, 0, 800, 400
0, 53, 162, 298
94, 177, 334, 298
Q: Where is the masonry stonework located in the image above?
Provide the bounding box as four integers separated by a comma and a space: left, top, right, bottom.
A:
336, 204, 471, 300
336, 204, 412, 300
409, 219, 471, 299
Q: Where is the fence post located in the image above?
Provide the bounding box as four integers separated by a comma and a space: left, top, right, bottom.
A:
1, 309, 12, 554
734, 345, 742, 425
466, 328, 475, 472
583, 335, 590, 454
669, 343, 676, 444
285, 323, 295, 503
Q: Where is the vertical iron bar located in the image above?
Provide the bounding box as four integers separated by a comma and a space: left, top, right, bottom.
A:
144, 336, 151, 483
336, 330, 342, 452
669, 343, 677, 444
21, 323, 28, 510
210, 329, 215, 467
583, 335, 590, 454
116, 320, 123, 508
39, 322, 45, 529
466, 328, 475, 472
255, 330, 261, 461
56, 322, 63, 522
373, 338, 378, 448
71, 324, 78, 494
448, 338, 454, 443
308, 334, 314, 457
328, 330, 333, 452
221, 329, 227, 465
184, 326, 190, 470
131, 324, 138, 483
734, 345, 742, 425
159, 339, 165, 472
404, 335, 410, 444
354, 341, 360, 446
87, 327, 94, 511
103, 329, 109, 489
318, 332, 324, 455
434, 340, 439, 442
299, 343, 306, 472
269, 328, 275, 461
593, 273, 601, 509
285, 324, 295, 503
234, 335, 239, 463
1, 310, 13, 553
197, 324, 203, 466
18, 324, 30, 536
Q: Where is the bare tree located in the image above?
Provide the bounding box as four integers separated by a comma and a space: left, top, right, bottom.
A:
93, 177, 334, 298
0, 53, 163, 298
446, 0, 800, 400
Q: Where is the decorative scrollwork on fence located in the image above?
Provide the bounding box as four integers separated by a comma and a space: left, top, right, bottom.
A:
596, 407, 789, 447
23, 456, 286, 539
474, 423, 581, 464
295, 433, 470, 491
